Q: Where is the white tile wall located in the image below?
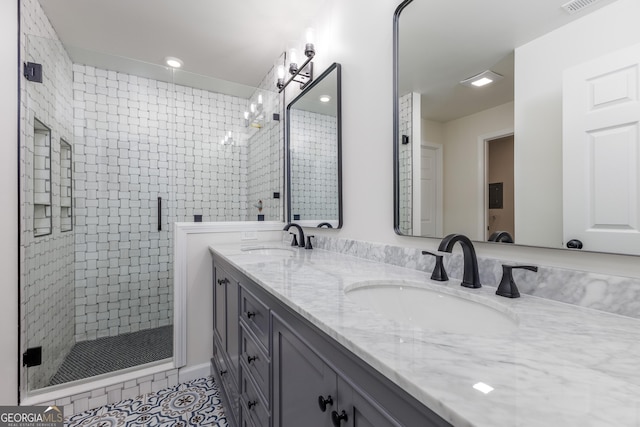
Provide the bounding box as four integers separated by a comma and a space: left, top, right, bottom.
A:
37, 368, 180, 417
245, 61, 284, 222
289, 109, 339, 220
20, 0, 76, 391
398, 93, 413, 234
20, 0, 283, 393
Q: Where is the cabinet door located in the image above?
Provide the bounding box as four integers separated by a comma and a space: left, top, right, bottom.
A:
336, 376, 402, 427
214, 265, 240, 376
213, 265, 227, 347
273, 316, 336, 427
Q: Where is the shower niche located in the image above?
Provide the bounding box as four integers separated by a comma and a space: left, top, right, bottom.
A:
33, 119, 52, 237
59, 139, 72, 232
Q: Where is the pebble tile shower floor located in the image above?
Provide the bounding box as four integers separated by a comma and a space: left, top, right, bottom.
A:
65, 376, 228, 426
49, 326, 173, 385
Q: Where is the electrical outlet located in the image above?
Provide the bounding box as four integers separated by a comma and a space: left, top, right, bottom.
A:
241, 231, 258, 241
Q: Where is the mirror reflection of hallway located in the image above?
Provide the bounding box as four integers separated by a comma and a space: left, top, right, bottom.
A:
486, 135, 514, 241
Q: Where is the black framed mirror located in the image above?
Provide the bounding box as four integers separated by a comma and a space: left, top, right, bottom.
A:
393, 0, 640, 256
287, 62, 342, 228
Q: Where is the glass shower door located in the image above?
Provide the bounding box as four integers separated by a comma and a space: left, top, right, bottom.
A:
21, 34, 176, 392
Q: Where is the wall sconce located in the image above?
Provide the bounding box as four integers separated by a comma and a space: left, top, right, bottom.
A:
244, 94, 264, 128
276, 28, 315, 93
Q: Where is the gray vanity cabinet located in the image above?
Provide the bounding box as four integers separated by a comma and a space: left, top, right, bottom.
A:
272, 315, 336, 426
212, 263, 241, 426
272, 314, 402, 427
210, 253, 451, 427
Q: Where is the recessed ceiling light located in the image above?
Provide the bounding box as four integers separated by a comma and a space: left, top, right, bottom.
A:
460, 70, 503, 88
164, 56, 183, 68
319, 95, 331, 103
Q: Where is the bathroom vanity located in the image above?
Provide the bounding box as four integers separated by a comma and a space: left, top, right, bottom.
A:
209, 243, 640, 426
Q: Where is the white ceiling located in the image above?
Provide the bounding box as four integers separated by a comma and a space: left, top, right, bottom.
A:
398, 0, 618, 122
38, 0, 327, 91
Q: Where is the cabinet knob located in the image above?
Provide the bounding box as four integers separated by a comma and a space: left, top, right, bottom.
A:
331, 410, 348, 426
246, 311, 256, 319
248, 400, 258, 410
317, 395, 333, 412
219, 369, 227, 376
217, 278, 229, 286
247, 355, 258, 364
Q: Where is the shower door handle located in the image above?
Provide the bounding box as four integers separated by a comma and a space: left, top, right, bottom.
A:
158, 197, 162, 231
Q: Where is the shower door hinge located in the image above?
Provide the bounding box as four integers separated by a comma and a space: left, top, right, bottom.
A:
23, 346, 42, 367
24, 62, 43, 83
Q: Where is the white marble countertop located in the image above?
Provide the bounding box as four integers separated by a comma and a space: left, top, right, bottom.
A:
209, 242, 640, 427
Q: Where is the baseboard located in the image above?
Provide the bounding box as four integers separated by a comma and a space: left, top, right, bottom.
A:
178, 363, 211, 384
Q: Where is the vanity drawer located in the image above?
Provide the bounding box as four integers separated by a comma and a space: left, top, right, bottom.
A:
240, 367, 270, 427
240, 324, 270, 404
240, 285, 270, 351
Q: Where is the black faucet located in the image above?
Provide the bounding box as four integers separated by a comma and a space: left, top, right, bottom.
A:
438, 234, 481, 288
283, 223, 305, 248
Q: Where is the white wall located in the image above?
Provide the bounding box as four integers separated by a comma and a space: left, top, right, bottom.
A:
442, 102, 514, 239
308, 0, 640, 280
514, 0, 640, 248
185, 230, 282, 367
1, 0, 19, 405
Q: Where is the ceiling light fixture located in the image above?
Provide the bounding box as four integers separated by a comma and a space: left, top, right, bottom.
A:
164, 56, 183, 69
460, 70, 503, 88
319, 95, 331, 103
276, 28, 316, 93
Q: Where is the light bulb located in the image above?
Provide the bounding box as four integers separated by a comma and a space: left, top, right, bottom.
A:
250, 103, 256, 113
258, 94, 263, 105
305, 28, 315, 45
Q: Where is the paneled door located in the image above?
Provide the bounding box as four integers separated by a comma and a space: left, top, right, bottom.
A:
563, 42, 640, 254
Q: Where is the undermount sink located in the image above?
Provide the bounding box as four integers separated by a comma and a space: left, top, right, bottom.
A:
344, 281, 518, 337
240, 247, 297, 257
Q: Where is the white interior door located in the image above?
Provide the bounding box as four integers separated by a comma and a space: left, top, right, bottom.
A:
413, 143, 442, 237
563, 42, 640, 254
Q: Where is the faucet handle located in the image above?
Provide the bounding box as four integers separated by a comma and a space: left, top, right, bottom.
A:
496, 265, 538, 298
289, 232, 299, 247
421, 251, 449, 282
305, 235, 315, 250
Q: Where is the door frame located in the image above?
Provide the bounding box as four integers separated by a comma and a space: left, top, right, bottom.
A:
477, 128, 514, 240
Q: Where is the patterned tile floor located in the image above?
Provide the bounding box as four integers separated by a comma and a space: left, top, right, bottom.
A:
65, 377, 228, 427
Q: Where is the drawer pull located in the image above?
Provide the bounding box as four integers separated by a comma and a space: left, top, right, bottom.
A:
219, 369, 227, 376
331, 410, 348, 426
318, 395, 333, 412
247, 400, 258, 409
247, 355, 258, 364
217, 278, 229, 286
246, 311, 256, 319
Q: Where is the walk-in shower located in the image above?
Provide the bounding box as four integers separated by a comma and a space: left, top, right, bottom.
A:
20, 0, 283, 395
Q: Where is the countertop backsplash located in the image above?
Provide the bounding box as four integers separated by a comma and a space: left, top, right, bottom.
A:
311, 235, 640, 319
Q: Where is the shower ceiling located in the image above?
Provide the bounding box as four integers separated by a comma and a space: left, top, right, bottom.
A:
37, 0, 328, 89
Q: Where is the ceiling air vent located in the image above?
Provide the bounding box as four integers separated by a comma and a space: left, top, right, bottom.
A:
561, 0, 601, 14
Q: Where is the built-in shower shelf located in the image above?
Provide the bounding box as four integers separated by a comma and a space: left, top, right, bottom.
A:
33, 119, 52, 237
60, 139, 72, 232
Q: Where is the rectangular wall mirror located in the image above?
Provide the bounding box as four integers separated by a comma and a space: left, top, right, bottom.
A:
287, 62, 342, 228
393, 0, 640, 256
